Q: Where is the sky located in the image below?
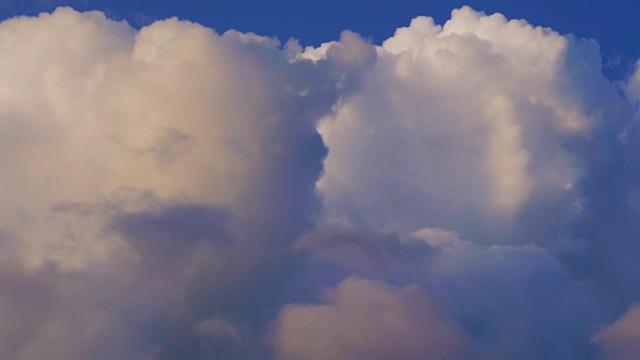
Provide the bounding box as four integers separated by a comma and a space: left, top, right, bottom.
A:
1, 1, 640, 360
2, 0, 639, 68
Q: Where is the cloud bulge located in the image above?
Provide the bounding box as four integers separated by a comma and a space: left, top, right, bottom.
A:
0, 5, 639, 359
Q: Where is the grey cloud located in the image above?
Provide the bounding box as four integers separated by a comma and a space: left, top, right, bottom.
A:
294, 226, 434, 280
109, 203, 231, 260
293, 226, 608, 359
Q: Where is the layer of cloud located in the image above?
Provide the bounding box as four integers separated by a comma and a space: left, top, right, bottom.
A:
0, 5, 640, 360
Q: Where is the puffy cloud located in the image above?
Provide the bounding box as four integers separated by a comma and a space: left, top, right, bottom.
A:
0, 7, 375, 271
293, 226, 434, 283
311, 10, 640, 358
316, 6, 622, 250
272, 276, 468, 360
593, 303, 640, 360
416, 231, 604, 360
0, 6, 374, 359
1, 4, 640, 360
294, 226, 606, 359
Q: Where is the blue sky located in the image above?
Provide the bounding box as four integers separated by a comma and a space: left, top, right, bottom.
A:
1, 0, 638, 62
2, 2, 640, 359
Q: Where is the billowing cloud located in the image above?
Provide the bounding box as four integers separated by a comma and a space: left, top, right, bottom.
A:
292, 227, 605, 359
593, 303, 640, 360
316, 7, 622, 250
0, 7, 374, 358
0, 4, 639, 360
272, 276, 468, 360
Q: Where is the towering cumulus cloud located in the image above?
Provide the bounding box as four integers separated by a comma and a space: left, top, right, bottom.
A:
0, 7, 374, 359
0, 5, 639, 360
317, 7, 621, 245
280, 6, 639, 360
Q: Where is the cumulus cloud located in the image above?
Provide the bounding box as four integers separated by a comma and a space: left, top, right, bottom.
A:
0, 4, 640, 360
302, 7, 638, 359
0, 6, 374, 358
593, 303, 640, 360
272, 276, 468, 360
293, 226, 605, 359
316, 7, 622, 250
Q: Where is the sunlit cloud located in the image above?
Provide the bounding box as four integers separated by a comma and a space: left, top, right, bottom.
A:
0, 5, 639, 359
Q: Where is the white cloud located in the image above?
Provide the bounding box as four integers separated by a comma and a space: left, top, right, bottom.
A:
0, 7, 374, 270
295, 226, 604, 359
316, 6, 619, 250
0, 4, 638, 360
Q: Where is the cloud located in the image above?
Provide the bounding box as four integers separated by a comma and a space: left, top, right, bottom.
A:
316, 7, 622, 251
295, 226, 605, 359
293, 226, 434, 282
272, 276, 469, 360
593, 303, 640, 360
417, 231, 604, 359
0, 4, 640, 360
0, 6, 374, 359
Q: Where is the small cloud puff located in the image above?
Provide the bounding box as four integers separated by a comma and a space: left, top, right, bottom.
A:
272, 276, 469, 360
